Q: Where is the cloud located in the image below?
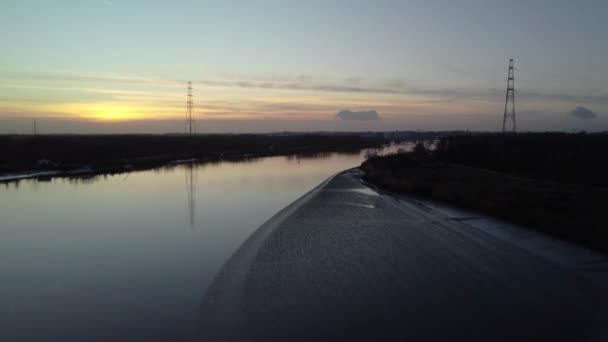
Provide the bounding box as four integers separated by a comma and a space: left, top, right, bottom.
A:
3, 70, 608, 107
569, 106, 597, 119
103, 1, 113, 5
335, 110, 380, 121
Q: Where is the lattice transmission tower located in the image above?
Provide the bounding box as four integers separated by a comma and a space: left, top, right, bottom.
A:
502, 58, 516, 133
185, 81, 194, 135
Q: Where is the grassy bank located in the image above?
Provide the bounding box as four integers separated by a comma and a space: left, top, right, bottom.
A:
437, 133, 608, 187
361, 133, 608, 253
0, 133, 385, 177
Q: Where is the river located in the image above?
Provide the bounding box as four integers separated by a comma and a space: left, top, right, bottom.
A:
0, 143, 410, 342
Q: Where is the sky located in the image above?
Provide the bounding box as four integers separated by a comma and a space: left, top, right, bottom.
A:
1, 0, 607, 133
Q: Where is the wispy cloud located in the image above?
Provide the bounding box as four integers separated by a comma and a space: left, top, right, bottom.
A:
336, 110, 380, 121
0, 70, 177, 86
103, 1, 113, 6
3, 70, 608, 106
523, 92, 608, 105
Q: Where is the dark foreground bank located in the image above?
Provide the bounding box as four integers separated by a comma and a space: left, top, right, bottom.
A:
0, 133, 384, 178
199, 169, 608, 341
361, 133, 608, 254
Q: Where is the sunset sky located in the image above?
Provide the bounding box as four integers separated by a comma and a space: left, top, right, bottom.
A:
1, 0, 607, 133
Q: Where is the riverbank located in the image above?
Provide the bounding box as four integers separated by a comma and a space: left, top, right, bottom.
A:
0, 133, 385, 182
361, 133, 608, 254
199, 169, 607, 340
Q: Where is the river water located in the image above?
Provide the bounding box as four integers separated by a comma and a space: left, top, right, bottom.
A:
0, 144, 410, 341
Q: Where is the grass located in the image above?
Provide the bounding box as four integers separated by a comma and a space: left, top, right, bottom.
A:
361, 133, 608, 254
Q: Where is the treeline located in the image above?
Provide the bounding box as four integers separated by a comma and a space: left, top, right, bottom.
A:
437, 133, 608, 187
0, 133, 385, 173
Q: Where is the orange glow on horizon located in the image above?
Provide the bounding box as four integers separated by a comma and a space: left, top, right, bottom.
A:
0, 87, 498, 124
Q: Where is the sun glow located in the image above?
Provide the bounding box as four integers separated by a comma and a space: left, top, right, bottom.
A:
43, 102, 183, 121
86, 104, 141, 121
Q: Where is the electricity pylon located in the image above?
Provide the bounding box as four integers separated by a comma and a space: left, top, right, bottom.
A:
502, 59, 516, 133
185, 81, 194, 135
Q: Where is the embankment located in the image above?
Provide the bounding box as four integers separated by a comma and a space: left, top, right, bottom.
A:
0, 133, 384, 178
361, 133, 608, 253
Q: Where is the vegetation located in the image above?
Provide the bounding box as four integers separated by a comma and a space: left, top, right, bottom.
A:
0, 133, 385, 175
361, 133, 608, 253
437, 133, 608, 187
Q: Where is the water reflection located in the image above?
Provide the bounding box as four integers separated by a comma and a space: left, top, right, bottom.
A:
185, 163, 197, 227
0, 143, 414, 342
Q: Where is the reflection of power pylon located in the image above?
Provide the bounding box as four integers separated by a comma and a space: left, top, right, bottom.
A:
185, 163, 197, 227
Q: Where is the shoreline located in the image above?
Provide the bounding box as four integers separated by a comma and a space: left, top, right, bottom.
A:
0, 133, 386, 183
0, 145, 380, 183
361, 154, 608, 254
199, 168, 607, 340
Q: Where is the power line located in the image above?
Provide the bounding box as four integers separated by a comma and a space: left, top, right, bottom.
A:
185, 81, 194, 135
502, 58, 516, 133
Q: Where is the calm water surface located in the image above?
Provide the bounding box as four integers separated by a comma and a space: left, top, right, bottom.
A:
0, 144, 409, 341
